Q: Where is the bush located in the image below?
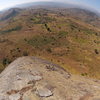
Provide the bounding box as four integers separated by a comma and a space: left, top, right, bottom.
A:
58, 31, 68, 38
2, 58, 11, 66
81, 73, 88, 76
24, 38, 27, 41
28, 35, 55, 48
0, 26, 22, 34
46, 48, 52, 53
95, 49, 99, 54
23, 51, 29, 56
45, 24, 51, 32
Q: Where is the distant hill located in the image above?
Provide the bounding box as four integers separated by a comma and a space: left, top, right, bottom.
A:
15, 1, 100, 15
58, 8, 100, 28
0, 8, 21, 21
0, 2, 100, 28
16, 2, 76, 8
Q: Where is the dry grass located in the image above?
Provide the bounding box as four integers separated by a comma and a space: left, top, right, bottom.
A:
0, 8, 100, 79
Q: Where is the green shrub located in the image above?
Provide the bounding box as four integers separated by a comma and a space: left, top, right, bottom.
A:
44, 24, 51, 32
46, 48, 52, 53
2, 58, 11, 66
81, 73, 88, 76
95, 49, 99, 54
28, 35, 55, 47
58, 31, 68, 38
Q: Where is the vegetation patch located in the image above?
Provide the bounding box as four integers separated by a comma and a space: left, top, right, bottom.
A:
58, 31, 68, 38
2, 58, 12, 66
44, 24, 51, 32
46, 48, 52, 53
30, 16, 55, 24
0, 63, 5, 73
83, 29, 96, 34
81, 73, 88, 76
28, 35, 56, 48
74, 37, 88, 44
94, 49, 99, 54
0, 26, 22, 34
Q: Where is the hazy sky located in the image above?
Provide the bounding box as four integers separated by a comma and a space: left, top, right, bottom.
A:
0, 0, 100, 12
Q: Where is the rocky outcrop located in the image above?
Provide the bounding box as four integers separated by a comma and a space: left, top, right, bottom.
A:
36, 87, 53, 97
0, 57, 100, 100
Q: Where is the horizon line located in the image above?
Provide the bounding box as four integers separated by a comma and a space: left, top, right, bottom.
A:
0, 1, 99, 13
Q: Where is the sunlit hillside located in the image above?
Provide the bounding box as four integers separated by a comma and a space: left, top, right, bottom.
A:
0, 4, 99, 79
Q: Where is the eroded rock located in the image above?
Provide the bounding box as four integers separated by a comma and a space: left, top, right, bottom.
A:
0, 57, 100, 100
36, 88, 53, 97
9, 93, 21, 100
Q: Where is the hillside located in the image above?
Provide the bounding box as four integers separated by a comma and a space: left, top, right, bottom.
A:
0, 5, 100, 79
0, 57, 100, 100
0, 8, 21, 21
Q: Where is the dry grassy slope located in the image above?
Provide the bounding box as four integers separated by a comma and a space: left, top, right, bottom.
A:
58, 8, 100, 29
0, 8, 100, 79
0, 57, 100, 100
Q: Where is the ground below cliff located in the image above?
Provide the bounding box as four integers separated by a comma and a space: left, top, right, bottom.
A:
0, 57, 100, 100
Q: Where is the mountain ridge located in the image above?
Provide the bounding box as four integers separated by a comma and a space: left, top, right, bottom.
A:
0, 8, 22, 21
0, 1, 99, 16
15, 1, 100, 13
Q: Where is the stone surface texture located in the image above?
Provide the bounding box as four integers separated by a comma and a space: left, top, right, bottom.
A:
0, 56, 100, 100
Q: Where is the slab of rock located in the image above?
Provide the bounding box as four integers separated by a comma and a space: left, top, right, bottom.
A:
36, 88, 53, 97
0, 57, 100, 100
9, 93, 21, 100
0, 95, 9, 100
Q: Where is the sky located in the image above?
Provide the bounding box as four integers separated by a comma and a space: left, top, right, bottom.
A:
0, 0, 100, 12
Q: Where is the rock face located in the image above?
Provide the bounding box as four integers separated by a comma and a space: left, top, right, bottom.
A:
0, 56, 100, 100
36, 87, 53, 97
